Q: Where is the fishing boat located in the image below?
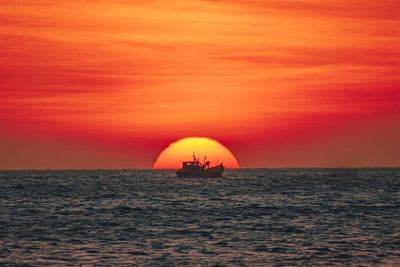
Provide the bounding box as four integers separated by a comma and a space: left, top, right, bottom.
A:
176, 153, 225, 178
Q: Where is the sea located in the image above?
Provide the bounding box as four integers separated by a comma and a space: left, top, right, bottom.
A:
0, 168, 399, 266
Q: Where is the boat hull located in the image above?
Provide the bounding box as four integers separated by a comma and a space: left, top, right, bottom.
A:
176, 165, 225, 178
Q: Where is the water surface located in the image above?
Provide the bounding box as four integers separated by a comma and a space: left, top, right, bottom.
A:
1, 168, 399, 266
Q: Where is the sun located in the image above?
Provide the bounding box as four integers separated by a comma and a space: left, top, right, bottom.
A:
153, 137, 239, 169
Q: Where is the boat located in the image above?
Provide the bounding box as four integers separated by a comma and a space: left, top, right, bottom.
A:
176, 153, 225, 178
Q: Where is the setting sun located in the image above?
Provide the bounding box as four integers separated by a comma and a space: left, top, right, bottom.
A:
153, 137, 239, 169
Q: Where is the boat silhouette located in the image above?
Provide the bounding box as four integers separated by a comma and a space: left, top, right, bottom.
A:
176, 153, 225, 178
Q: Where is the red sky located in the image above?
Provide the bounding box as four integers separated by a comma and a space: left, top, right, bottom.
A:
1, 0, 400, 169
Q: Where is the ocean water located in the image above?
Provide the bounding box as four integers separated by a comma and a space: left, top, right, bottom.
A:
1, 168, 400, 266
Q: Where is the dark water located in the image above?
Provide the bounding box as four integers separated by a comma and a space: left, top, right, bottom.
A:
1, 169, 400, 266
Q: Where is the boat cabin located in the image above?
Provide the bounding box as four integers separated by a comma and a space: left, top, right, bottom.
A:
182, 161, 201, 168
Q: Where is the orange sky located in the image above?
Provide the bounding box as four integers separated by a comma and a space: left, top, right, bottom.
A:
1, 0, 400, 169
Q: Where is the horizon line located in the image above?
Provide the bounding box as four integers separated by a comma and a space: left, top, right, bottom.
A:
1, 166, 399, 172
